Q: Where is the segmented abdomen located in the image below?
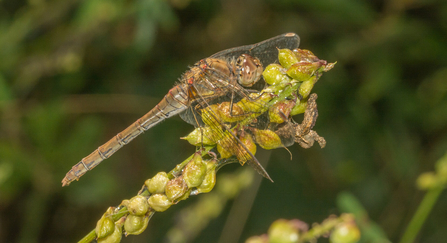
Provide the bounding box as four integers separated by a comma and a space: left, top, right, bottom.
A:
61, 84, 189, 186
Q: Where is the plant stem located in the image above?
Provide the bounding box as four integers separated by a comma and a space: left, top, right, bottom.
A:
399, 186, 443, 243
78, 229, 96, 243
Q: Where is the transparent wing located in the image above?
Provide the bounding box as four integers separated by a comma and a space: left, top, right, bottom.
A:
210, 33, 300, 69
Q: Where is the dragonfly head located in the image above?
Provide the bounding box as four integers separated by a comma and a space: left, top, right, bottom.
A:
236, 54, 262, 87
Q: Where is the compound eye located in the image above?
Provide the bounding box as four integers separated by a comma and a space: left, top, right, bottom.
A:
236, 54, 262, 87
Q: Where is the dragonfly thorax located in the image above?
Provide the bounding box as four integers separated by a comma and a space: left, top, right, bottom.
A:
235, 54, 262, 87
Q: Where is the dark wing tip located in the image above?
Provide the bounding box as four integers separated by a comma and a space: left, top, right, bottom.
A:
247, 159, 274, 183
284, 32, 298, 37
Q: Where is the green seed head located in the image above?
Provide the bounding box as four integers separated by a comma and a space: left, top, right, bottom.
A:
215, 102, 247, 123
278, 48, 298, 69
95, 213, 115, 239
293, 48, 318, 62
127, 195, 149, 216
181, 127, 216, 146
183, 153, 207, 188
196, 161, 217, 194
97, 217, 125, 243
145, 172, 170, 194
286, 62, 320, 82
148, 194, 173, 212
290, 99, 306, 116
165, 177, 188, 201
263, 64, 285, 85
254, 129, 283, 150
269, 100, 296, 123
298, 76, 317, 99
124, 214, 150, 236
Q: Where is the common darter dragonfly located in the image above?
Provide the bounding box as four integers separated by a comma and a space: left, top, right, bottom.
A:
62, 33, 300, 186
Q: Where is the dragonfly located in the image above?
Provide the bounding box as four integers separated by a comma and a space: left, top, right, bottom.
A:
62, 33, 300, 186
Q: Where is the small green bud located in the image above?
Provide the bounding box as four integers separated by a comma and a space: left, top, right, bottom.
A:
269, 100, 296, 123
218, 132, 258, 165
97, 216, 125, 243
127, 195, 149, 216
293, 48, 318, 62
148, 194, 173, 212
268, 219, 300, 243
254, 129, 283, 150
181, 127, 216, 146
124, 214, 150, 236
95, 210, 115, 239
269, 110, 284, 124
298, 76, 317, 99
196, 161, 217, 194
330, 223, 361, 243
165, 177, 188, 201
145, 172, 170, 194
263, 64, 285, 85
278, 48, 298, 69
183, 153, 207, 188
215, 102, 247, 123
286, 62, 321, 82
290, 99, 306, 116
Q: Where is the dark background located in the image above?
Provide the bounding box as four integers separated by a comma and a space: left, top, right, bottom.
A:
1, 0, 447, 242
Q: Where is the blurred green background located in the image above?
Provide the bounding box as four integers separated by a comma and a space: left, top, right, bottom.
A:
1, 0, 447, 242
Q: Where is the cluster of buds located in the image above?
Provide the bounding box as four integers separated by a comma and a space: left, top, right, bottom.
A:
263, 48, 335, 117
93, 151, 218, 242
183, 48, 334, 164
245, 214, 360, 243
